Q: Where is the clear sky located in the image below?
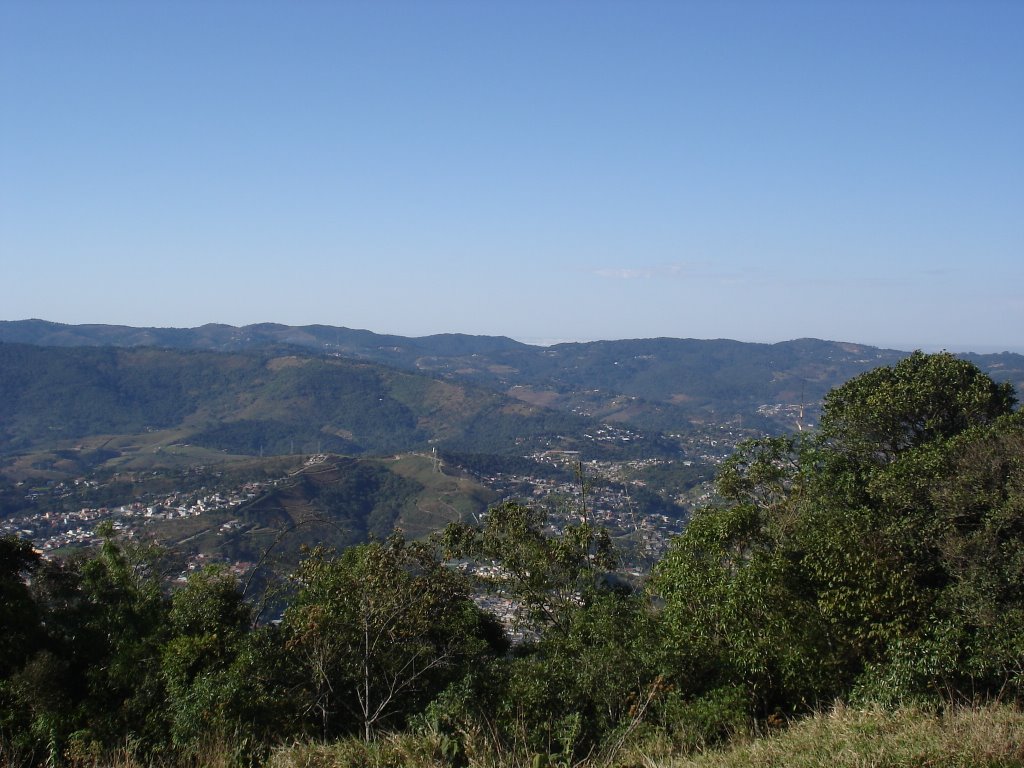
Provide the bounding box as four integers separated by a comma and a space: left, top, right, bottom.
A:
2, 1, 1022, 352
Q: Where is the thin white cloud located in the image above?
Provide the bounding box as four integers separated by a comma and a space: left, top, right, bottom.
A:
591, 262, 761, 287
594, 268, 656, 279
592, 263, 694, 280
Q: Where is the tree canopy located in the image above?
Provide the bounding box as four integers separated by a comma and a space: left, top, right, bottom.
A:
652, 351, 1023, 711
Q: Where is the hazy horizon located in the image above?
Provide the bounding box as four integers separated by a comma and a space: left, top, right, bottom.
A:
4, 316, 1023, 356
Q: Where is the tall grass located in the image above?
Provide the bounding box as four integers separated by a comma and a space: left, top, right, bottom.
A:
0, 735, 254, 768
5, 703, 1022, 768
658, 702, 1024, 768
266, 703, 1024, 768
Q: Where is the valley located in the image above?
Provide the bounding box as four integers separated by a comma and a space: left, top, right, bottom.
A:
1, 446, 709, 581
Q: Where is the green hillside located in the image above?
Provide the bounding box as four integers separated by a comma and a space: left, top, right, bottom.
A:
5, 321, 1021, 436
0, 342, 619, 472
145, 453, 497, 568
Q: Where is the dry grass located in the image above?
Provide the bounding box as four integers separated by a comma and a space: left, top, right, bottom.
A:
5, 704, 1021, 768
265, 731, 459, 768
0, 730, 266, 768
657, 702, 1024, 768
265, 703, 1024, 768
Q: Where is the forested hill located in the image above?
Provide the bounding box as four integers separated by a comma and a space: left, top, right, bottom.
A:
3, 320, 1023, 434
0, 319, 530, 359
0, 342, 617, 461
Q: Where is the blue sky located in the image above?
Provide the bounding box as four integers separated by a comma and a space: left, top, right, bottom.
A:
2, 1, 1021, 352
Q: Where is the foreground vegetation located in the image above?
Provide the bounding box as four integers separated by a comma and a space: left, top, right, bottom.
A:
2, 352, 1023, 767
669, 703, 1024, 768
4, 702, 1021, 767
265, 703, 1024, 768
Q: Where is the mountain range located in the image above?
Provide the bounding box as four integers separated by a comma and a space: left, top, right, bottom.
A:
2, 320, 1022, 476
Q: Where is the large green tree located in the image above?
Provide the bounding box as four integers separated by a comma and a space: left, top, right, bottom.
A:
437, 502, 660, 761
282, 534, 500, 741
819, 350, 1015, 464
0, 536, 42, 679
0, 526, 171, 762
441, 501, 617, 633
652, 352, 1022, 713
162, 565, 263, 751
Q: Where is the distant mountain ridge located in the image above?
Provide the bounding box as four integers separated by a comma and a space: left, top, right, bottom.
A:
2, 321, 1021, 460
0, 319, 529, 358
0, 342, 622, 466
